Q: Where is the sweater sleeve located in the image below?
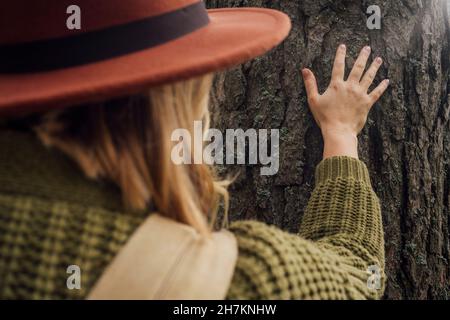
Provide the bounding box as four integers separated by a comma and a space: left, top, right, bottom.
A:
226, 156, 385, 300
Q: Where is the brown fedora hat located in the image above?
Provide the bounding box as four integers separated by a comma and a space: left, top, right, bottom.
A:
0, 0, 291, 116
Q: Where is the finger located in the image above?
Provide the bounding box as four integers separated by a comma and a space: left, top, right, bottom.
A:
348, 46, 371, 82
331, 44, 346, 80
302, 68, 319, 102
369, 79, 390, 104
360, 57, 383, 91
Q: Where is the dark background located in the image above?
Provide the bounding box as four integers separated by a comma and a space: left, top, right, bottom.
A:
206, 0, 450, 299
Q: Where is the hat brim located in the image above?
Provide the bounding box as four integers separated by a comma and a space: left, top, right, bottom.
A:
0, 8, 291, 116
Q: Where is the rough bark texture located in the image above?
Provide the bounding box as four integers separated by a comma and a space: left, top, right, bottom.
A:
206, 0, 450, 299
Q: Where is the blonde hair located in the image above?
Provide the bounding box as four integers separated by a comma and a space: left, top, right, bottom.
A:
33, 74, 229, 235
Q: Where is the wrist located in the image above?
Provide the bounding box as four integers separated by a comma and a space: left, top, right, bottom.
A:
321, 126, 358, 139
321, 128, 359, 159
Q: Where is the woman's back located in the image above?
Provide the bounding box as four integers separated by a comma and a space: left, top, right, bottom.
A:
0, 126, 384, 299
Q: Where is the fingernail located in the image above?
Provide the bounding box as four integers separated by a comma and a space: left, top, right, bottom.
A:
340, 44, 346, 50
386, 79, 390, 85
376, 57, 383, 64
364, 46, 371, 53
301, 68, 308, 77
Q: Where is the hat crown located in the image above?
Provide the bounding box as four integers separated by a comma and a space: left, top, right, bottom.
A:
0, 0, 201, 45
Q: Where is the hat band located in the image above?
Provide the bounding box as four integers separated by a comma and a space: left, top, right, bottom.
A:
0, 2, 209, 74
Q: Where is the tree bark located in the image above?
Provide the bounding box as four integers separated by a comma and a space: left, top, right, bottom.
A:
206, 0, 450, 299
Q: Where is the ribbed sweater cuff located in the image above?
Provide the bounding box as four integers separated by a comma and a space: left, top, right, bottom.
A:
315, 156, 371, 186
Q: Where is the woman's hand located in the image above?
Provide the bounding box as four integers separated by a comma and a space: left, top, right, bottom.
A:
302, 44, 389, 159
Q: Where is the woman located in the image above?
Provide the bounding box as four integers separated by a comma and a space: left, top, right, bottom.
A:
0, 1, 388, 299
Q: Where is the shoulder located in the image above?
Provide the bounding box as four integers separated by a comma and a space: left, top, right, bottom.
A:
0, 192, 145, 299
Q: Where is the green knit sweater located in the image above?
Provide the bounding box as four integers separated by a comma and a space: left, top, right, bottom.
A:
0, 128, 385, 299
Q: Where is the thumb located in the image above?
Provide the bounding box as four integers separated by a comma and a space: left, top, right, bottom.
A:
301, 68, 319, 102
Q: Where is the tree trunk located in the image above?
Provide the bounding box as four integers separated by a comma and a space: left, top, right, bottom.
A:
206, 0, 450, 299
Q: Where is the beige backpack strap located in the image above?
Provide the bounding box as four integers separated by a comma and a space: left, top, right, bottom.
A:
87, 214, 238, 300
